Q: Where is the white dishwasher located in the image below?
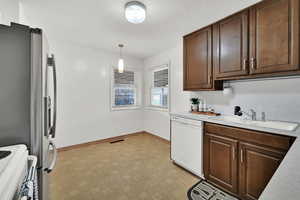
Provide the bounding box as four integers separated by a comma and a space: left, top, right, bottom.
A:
171, 116, 204, 178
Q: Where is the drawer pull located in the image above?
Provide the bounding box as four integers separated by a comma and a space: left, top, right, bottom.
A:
243, 59, 247, 70
208, 75, 212, 84
250, 58, 256, 69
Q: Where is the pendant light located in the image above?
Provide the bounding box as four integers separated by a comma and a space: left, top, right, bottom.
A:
118, 44, 124, 73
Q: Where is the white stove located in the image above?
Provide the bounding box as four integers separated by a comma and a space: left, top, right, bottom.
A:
0, 145, 28, 200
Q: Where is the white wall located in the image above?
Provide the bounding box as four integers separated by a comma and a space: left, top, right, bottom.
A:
191, 78, 300, 123
51, 40, 144, 147
19, 2, 146, 148
142, 0, 264, 140
144, 40, 300, 140
0, 0, 19, 25
143, 40, 190, 140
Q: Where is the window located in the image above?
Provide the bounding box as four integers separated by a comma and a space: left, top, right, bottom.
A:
112, 69, 139, 109
150, 67, 169, 109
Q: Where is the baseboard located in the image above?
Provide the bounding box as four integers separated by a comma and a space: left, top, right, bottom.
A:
58, 131, 170, 152
143, 131, 170, 144
58, 131, 143, 152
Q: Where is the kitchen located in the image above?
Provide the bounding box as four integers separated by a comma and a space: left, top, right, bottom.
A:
0, 0, 300, 200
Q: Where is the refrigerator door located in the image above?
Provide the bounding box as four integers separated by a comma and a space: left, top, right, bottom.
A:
41, 33, 58, 200
0, 23, 31, 148
30, 29, 43, 161
30, 29, 50, 200
32, 30, 58, 200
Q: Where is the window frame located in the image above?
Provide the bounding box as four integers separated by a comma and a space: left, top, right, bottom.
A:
110, 67, 141, 111
147, 63, 170, 112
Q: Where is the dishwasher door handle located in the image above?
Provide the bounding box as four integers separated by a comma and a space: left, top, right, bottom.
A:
173, 120, 202, 128
174, 121, 189, 126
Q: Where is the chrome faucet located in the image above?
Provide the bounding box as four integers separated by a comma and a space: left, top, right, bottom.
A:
234, 106, 257, 121
261, 112, 266, 121
249, 109, 257, 121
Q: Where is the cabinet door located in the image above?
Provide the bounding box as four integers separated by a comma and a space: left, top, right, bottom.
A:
184, 27, 213, 90
239, 142, 286, 200
214, 10, 249, 78
249, 0, 299, 75
204, 133, 238, 194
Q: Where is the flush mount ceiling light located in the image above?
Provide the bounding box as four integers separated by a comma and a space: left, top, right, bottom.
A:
125, 1, 146, 24
118, 44, 124, 73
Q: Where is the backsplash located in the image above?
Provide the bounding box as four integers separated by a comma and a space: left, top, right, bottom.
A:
191, 77, 300, 123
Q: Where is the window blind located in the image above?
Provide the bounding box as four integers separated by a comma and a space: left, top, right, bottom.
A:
154, 69, 168, 87
114, 70, 134, 85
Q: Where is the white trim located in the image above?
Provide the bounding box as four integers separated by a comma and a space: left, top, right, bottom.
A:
111, 105, 141, 111
149, 63, 169, 72
153, 65, 168, 72
145, 106, 168, 112
110, 66, 142, 111
147, 61, 171, 112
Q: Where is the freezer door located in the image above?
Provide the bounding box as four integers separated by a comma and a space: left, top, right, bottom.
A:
38, 169, 49, 200
39, 140, 57, 200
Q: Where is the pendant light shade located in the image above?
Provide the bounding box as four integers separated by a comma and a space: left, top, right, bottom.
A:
118, 44, 124, 73
125, 1, 146, 24
118, 58, 124, 73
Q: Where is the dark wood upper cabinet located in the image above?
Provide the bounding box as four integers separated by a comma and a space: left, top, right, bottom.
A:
239, 142, 286, 200
184, 27, 213, 90
184, 0, 300, 84
204, 133, 238, 194
214, 10, 249, 78
249, 0, 300, 75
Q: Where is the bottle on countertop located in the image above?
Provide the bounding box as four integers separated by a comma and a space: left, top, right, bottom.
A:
202, 100, 207, 112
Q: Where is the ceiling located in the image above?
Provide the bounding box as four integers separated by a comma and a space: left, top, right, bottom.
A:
20, 0, 260, 59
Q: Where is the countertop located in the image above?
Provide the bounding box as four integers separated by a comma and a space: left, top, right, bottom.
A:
170, 112, 300, 200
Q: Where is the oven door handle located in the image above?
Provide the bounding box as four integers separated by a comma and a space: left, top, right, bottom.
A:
45, 141, 57, 173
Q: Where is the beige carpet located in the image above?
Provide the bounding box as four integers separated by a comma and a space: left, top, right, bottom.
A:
50, 133, 199, 200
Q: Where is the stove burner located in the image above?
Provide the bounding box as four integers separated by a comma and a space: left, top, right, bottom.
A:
0, 151, 11, 159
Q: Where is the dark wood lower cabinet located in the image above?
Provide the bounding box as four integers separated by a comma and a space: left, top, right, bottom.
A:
204, 123, 294, 200
204, 133, 238, 194
239, 142, 285, 200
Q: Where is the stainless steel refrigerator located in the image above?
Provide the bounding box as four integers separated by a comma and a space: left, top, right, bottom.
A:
0, 23, 57, 200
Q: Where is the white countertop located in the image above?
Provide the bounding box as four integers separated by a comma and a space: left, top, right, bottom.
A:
170, 112, 300, 137
170, 112, 300, 200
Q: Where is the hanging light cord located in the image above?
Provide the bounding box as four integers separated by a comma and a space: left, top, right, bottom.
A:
119, 44, 124, 58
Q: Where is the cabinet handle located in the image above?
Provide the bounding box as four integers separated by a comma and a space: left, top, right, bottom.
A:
250, 58, 256, 69
208, 75, 212, 84
242, 59, 247, 70
232, 147, 235, 160
240, 149, 244, 163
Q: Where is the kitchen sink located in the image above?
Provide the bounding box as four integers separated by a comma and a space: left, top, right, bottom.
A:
211, 116, 299, 131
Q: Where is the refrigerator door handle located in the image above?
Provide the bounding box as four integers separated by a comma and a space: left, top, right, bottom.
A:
47, 54, 57, 138
45, 140, 57, 173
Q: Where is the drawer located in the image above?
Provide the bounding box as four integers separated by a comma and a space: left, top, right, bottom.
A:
205, 122, 294, 151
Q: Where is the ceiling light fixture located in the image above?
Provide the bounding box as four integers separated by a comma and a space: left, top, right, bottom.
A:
118, 44, 124, 73
125, 1, 146, 24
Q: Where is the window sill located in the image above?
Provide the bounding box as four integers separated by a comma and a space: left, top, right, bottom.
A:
145, 106, 169, 112
111, 106, 141, 111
